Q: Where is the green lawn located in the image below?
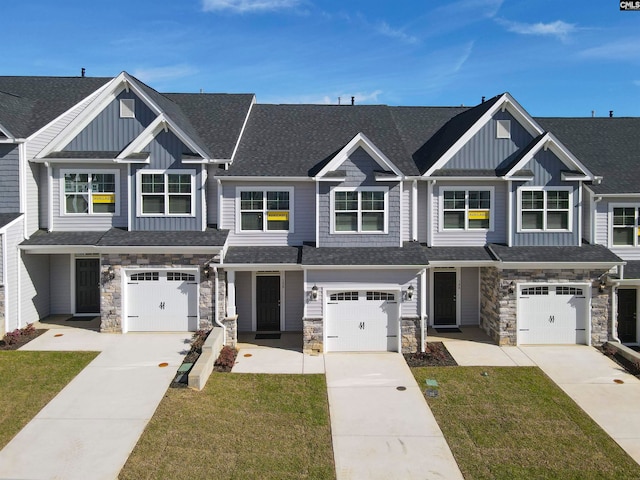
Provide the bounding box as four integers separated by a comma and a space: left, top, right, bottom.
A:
0, 350, 98, 449
119, 373, 335, 480
412, 366, 640, 479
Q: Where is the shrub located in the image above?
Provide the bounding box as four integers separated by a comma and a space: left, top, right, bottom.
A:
214, 346, 238, 371
190, 329, 210, 354
21, 323, 36, 335
3, 329, 22, 345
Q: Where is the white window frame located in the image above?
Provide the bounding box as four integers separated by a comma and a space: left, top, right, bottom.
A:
120, 99, 135, 118
60, 169, 120, 216
609, 203, 640, 248
496, 119, 511, 139
517, 186, 573, 232
439, 186, 494, 232
136, 169, 196, 217
330, 186, 389, 234
235, 186, 295, 233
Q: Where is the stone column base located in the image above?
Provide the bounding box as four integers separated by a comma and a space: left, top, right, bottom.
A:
401, 317, 420, 353
303, 317, 323, 354
222, 315, 238, 348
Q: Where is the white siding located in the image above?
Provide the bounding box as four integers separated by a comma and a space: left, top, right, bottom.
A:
39, 164, 49, 230
235, 271, 253, 331
0, 233, 3, 281
26, 162, 40, 235
594, 200, 608, 246
460, 267, 479, 325
418, 182, 428, 243
4, 219, 24, 331
285, 270, 303, 331
20, 253, 50, 324
50, 254, 72, 314
401, 182, 411, 242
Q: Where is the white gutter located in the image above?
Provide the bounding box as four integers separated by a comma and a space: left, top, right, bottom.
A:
610, 280, 621, 343
427, 180, 435, 247
47, 163, 53, 232
507, 180, 513, 247
411, 180, 418, 241
212, 266, 226, 345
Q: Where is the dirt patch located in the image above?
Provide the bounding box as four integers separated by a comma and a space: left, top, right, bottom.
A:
403, 342, 458, 367
0, 328, 46, 351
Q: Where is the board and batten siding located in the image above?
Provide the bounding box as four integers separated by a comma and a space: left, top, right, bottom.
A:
4, 218, 24, 331
222, 181, 315, 246
20, 251, 50, 324
235, 271, 253, 331
285, 270, 304, 331
63, 90, 156, 152
318, 148, 401, 247
0, 145, 20, 214
51, 164, 128, 231
460, 267, 480, 325
447, 110, 534, 172
50, 254, 72, 314
305, 269, 421, 319
431, 181, 507, 247
131, 131, 202, 231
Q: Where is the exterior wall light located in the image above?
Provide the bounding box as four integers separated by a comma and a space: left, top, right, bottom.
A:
311, 285, 318, 301
508, 281, 515, 294
406, 285, 414, 300
203, 264, 213, 279
599, 278, 606, 293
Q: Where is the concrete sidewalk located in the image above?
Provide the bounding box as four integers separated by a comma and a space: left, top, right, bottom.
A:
325, 353, 463, 480
0, 328, 190, 480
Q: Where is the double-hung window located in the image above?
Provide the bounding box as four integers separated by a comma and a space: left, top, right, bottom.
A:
520, 188, 571, 231
63, 170, 118, 215
139, 170, 194, 216
333, 188, 387, 233
238, 187, 293, 232
441, 188, 492, 230
612, 206, 639, 246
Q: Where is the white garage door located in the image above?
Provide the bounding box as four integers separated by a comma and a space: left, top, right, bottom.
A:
127, 270, 198, 332
518, 285, 588, 344
325, 291, 399, 352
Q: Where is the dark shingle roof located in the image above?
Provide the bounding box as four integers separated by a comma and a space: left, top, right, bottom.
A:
488, 243, 622, 264
622, 261, 640, 280
224, 246, 301, 264
0, 213, 22, 229
44, 151, 119, 159
0, 76, 111, 138
423, 246, 495, 262
96, 228, 228, 247
301, 242, 427, 266
536, 117, 640, 194
21, 230, 107, 246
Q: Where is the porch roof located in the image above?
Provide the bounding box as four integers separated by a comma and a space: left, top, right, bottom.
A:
224, 246, 301, 264
621, 261, 640, 280
487, 243, 623, 264
96, 228, 229, 247
21, 230, 106, 246
423, 246, 495, 262
301, 242, 427, 266
0, 212, 22, 229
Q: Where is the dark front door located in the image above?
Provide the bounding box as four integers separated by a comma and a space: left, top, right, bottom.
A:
256, 275, 280, 331
76, 258, 100, 313
618, 289, 637, 343
434, 271, 457, 326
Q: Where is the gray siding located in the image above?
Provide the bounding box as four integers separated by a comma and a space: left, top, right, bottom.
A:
64, 90, 156, 152
20, 252, 50, 324
26, 162, 40, 234
417, 182, 428, 243
285, 270, 304, 331
0, 234, 3, 281
460, 267, 479, 325
222, 181, 316, 246
583, 187, 593, 244
50, 254, 72, 314
319, 148, 401, 247
595, 198, 608, 247
512, 149, 580, 246
132, 131, 202, 231
235, 271, 253, 331
51, 164, 128, 231
401, 182, 411, 242
432, 181, 507, 247
598, 197, 640, 260
0, 145, 20, 213
4, 219, 24, 331
448, 110, 534, 171
206, 168, 218, 226
39, 165, 49, 230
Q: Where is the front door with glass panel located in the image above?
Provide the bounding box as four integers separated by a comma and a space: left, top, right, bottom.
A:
433, 271, 457, 326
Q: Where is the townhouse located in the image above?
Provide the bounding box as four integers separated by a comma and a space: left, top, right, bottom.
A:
0, 72, 637, 353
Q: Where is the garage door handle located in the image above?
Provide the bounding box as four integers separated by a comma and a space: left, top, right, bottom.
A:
327, 336, 338, 338
386, 335, 397, 338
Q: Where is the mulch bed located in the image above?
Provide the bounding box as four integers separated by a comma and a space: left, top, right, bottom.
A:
403, 341, 458, 367
0, 329, 46, 351
600, 345, 640, 378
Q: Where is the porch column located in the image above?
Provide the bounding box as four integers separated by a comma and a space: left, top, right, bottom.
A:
227, 270, 237, 317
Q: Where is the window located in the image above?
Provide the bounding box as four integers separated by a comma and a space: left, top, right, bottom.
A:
556, 286, 583, 296
130, 272, 159, 281
120, 99, 135, 118
167, 272, 195, 282
441, 188, 492, 230
520, 188, 571, 231
63, 170, 117, 215
329, 292, 359, 301
333, 188, 387, 233
238, 188, 293, 232
138, 170, 194, 216
521, 286, 549, 296
612, 206, 639, 246
366, 292, 395, 301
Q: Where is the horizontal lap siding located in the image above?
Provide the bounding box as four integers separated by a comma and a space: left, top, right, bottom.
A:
0, 145, 20, 213
51, 164, 128, 231
206, 169, 218, 226
595, 200, 608, 246
600, 197, 640, 260
222, 181, 315, 246
236, 271, 252, 331
39, 165, 49, 230
21, 252, 50, 324
4, 219, 24, 331
26, 162, 40, 234
401, 182, 410, 242
418, 182, 428, 243
285, 270, 303, 330
50, 255, 72, 314
460, 267, 479, 325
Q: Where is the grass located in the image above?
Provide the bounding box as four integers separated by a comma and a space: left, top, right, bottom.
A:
119, 373, 336, 480
412, 366, 640, 479
0, 350, 98, 448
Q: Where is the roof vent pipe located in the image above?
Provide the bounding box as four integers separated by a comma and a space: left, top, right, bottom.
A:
482, 96, 485, 103
351, 96, 355, 106
591, 110, 595, 118
81, 67, 85, 78
610, 110, 614, 118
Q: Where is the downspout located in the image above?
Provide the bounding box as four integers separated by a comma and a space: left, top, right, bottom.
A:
427, 180, 436, 247
610, 280, 621, 343
507, 180, 513, 247
212, 266, 226, 345
411, 180, 418, 241
420, 268, 427, 352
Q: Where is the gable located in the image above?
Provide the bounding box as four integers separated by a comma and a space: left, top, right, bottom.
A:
521, 149, 574, 187
63, 90, 157, 153
337, 147, 388, 186
146, 129, 197, 169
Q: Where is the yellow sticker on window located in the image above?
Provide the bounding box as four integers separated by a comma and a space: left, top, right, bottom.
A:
468, 210, 489, 220
93, 194, 115, 204
267, 211, 288, 221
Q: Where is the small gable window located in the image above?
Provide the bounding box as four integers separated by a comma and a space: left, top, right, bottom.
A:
62, 170, 118, 215
138, 170, 194, 216
120, 99, 135, 118
612, 206, 639, 247
332, 188, 387, 234
441, 188, 493, 231
519, 188, 571, 231
237, 187, 293, 232
496, 119, 511, 139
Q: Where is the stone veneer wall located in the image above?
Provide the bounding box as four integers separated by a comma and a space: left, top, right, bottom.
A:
401, 317, 420, 353
0, 285, 4, 336
480, 267, 610, 346
100, 253, 219, 333
303, 318, 323, 354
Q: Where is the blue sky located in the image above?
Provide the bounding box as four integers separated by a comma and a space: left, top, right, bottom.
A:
4, 0, 640, 116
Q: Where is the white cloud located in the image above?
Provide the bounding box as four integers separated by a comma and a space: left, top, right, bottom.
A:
376, 21, 419, 45
497, 19, 576, 40
131, 65, 197, 83
202, 0, 300, 13
580, 40, 640, 61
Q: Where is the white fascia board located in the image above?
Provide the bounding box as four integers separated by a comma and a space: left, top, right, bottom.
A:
20, 245, 223, 255
219, 264, 302, 271
425, 176, 503, 182
501, 93, 545, 137
545, 132, 595, 179
503, 133, 548, 177
594, 193, 640, 198
0, 214, 25, 235
316, 132, 403, 178
215, 176, 313, 182
497, 261, 624, 270
113, 156, 150, 165
427, 261, 497, 268
614, 279, 640, 286
315, 177, 346, 182
32, 157, 119, 164
228, 95, 256, 164
303, 264, 425, 270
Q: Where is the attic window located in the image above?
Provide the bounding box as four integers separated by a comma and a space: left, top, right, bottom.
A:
120, 99, 135, 118
496, 119, 511, 139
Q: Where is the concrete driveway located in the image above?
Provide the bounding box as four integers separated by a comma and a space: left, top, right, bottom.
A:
325, 353, 463, 480
0, 328, 190, 480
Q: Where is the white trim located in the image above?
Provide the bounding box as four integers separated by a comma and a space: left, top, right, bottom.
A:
20, 245, 223, 255
507, 180, 513, 247
608, 203, 640, 249
32, 157, 121, 164
399, 181, 404, 246
227, 96, 256, 163
201, 166, 207, 231
127, 164, 132, 232
578, 181, 583, 244
1, 232, 6, 286
215, 176, 313, 182
217, 178, 223, 228
329, 186, 389, 234
429, 268, 460, 327
119, 98, 135, 119
438, 186, 495, 232
516, 186, 574, 233
315, 181, 320, 247
496, 119, 511, 139
316, 132, 403, 178
420, 268, 427, 352
0, 214, 24, 235
117, 115, 165, 160
427, 180, 435, 246
411, 180, 418, 241
59, 168, 120, 217
47, 163, 54, 232
136, 169, 196, 217
235, 186, 295, 234
18, 143, 27, 238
